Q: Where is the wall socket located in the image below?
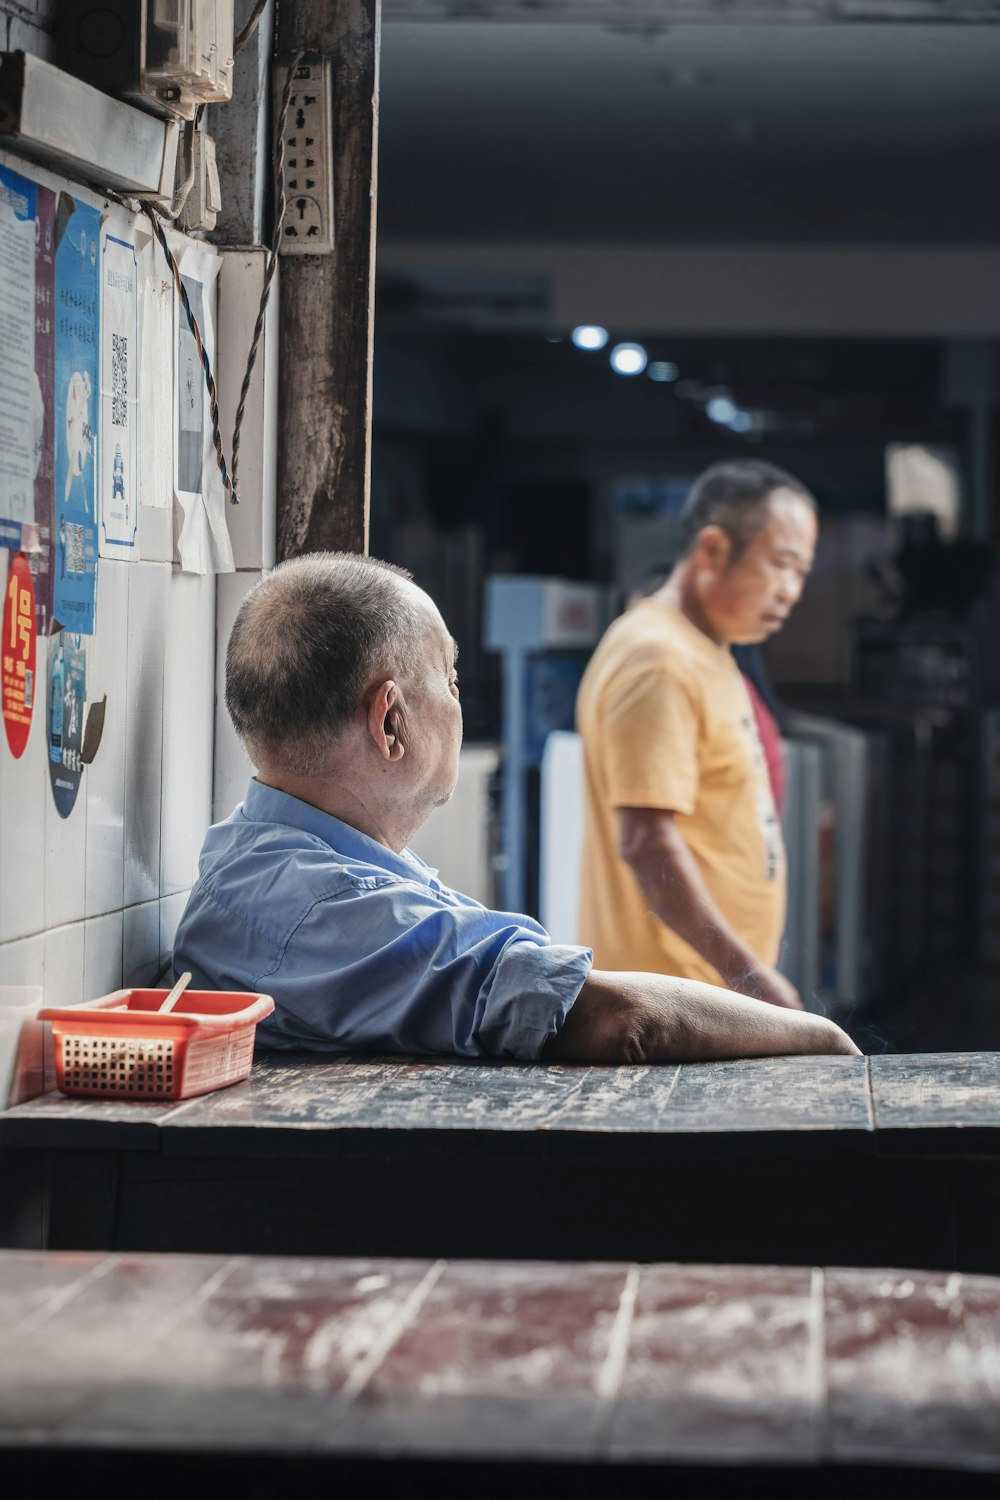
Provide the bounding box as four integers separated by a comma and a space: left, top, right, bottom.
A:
275, 58, 335, 255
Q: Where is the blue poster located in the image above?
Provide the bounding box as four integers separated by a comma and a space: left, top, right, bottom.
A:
47, 629, 86, 818
53, 194, 99, 635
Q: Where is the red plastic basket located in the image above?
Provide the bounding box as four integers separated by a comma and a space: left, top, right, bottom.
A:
38, 989, 275, 1102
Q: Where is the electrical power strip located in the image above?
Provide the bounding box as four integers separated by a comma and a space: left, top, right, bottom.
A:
275, 57, 335, 256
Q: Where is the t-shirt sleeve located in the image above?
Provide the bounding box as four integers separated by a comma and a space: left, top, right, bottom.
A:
253, 878, 593, 1062
598, 653, 701, 815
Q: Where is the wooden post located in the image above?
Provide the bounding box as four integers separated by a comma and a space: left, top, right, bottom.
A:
276, 0, 380, 559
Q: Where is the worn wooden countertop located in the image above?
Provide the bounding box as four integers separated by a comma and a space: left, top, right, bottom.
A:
4, 1052, 1000, 1269
0, 1248, 998, 1481
3, 1049, 1000, 1158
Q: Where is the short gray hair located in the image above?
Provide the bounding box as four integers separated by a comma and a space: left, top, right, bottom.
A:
226, 552, 423, 775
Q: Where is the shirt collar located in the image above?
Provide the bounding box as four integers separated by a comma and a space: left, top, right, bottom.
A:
239, 779, 439, 886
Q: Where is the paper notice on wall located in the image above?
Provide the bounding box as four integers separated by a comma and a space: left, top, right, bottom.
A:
53, 193, 100, 635
0, 169, 37, 541
172, 240, 234, 575
28, 185, 57, 634
137, 230, 174, 525
99, 219, 139, 558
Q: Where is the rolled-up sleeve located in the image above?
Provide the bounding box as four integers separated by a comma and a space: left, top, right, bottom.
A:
254, 877, 593, 1061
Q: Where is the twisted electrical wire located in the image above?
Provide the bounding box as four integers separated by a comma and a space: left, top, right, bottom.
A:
144, 203, 235, 502
142, 49, 308, 507
229, 49, 305, 503
234, 0, 270, 55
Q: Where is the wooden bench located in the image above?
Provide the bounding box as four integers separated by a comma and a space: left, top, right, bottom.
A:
1, 1248, 998, 1496
2, 1051, 999, 1270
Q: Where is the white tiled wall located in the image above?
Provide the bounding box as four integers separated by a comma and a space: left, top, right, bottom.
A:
0, 151, 279, 1096
0, 549, 215, 1003
214, 569, 259, 823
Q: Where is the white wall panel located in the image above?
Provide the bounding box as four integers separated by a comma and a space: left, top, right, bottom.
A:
159, 890, 190, 982
84, 558, 129, 917
161, 570, 216, 894
123, 899, 161, 988
83, 910, 124, 1000
124, 561, 168, 905
0, 933, 44, 987
213, 569, 259, 823
137, 236, 176, 562
216, 250, 278, 572
43, 921, 86, 1008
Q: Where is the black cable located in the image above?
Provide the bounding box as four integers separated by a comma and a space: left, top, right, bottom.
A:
140, 47, 306, 508
230, 49, 304, 502
144, 204, 235, 502
234, 0, 270, 56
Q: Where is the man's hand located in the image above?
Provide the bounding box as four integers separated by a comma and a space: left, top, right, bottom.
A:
732, 964, 803, 1011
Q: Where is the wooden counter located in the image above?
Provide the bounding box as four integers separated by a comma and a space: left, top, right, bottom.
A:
2, 1051, 999, 1268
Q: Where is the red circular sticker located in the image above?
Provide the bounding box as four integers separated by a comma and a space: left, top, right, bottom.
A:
3, 552, 37, 759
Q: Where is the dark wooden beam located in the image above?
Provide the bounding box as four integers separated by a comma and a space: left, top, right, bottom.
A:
276, 0, 381, 559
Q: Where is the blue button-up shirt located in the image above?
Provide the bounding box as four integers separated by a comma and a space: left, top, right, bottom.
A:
174, 780, 592, 1060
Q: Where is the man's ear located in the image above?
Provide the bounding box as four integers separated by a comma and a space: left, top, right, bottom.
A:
695, 524, 732, 575
367, 680, 407, 761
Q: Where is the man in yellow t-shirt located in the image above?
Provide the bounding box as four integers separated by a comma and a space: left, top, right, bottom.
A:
577, 459, 818, 1010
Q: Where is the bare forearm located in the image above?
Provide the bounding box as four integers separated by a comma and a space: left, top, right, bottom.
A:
545, 969, 859, 1063
626, 832, 759, 986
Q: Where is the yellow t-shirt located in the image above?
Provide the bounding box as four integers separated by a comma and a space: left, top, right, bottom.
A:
576, 598, 785, 985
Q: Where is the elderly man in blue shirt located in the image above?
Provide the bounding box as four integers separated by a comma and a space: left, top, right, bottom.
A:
175, 552, 859, 1063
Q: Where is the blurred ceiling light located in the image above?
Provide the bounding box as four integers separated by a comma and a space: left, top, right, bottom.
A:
571, 325, 608, 351
675, 378, 703, 400
610, 342, 647, 376
648, 361, 679, 383
729, 411, 753, 433
706, 395, 738, 425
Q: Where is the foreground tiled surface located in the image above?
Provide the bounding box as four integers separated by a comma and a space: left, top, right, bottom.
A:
0, 1253, 997, 1470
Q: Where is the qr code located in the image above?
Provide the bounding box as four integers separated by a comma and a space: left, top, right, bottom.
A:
23, 668, 33, 710
66, 522, 85, 574
112, 332, 127, 426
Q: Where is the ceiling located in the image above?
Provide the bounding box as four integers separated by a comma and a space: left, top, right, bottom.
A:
378, 20, 1000, 244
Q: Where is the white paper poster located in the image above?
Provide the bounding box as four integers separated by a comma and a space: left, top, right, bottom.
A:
172, 239, 234, 575
98, 220, 139, 558
0, 186, 37, 530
